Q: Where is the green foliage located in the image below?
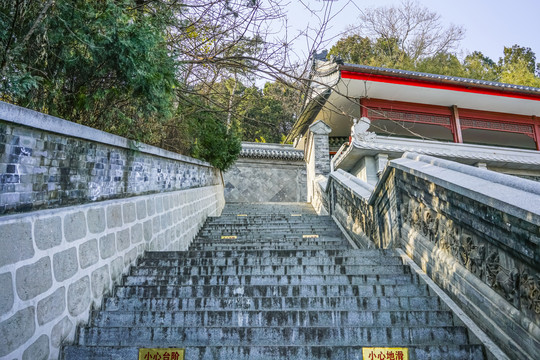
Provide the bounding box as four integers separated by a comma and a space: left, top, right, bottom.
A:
499, 45, 537, 74
0, 0, 262, 170
330, 35, 540, 87
203, 79, 300, 144
328, 35, 412, 69
189, 112, 242, 171
462, 51, 499, 81
415, 53, 465, 77
1, 0, 178, 144
328, 35, 374, 65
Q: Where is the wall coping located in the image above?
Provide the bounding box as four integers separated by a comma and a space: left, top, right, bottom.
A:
384, 152, 540, 224
329, 169, 374, 200
334, 134, 540, 172
239, 142, 304, 161
0, 101, 211, 167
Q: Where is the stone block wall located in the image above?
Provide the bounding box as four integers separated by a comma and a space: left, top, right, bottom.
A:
0, 101, 220, 215
0, 101, 226, 359
224, 142, 306, 203
325, 153, 540, 359
0, 185, 225, 359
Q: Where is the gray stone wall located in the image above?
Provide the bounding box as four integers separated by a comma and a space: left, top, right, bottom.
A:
0, 101, 226, 359
0, 101, 220, 215
0, 185, 225, 359
224, 143, 306, 203
325, 153, 540, 360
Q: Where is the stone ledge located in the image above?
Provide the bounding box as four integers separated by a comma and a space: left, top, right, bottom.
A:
330, 169, 374, 200
239, 142, 304, 161
0, 101, 211, 167
386, 152, 540, 223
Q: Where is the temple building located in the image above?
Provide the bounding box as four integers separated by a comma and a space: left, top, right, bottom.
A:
286, 60, 540, 198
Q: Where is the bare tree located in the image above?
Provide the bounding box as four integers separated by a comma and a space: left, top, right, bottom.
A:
353, 0, 465, 62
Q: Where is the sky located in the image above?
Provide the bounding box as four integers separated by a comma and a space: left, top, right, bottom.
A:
282, 0, 540, 64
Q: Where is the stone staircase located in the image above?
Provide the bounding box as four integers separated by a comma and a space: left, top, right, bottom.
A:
62, 203, 486, 359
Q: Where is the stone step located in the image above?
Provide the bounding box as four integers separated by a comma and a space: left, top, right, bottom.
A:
77, 325, 471, 347
192, 237, 346, 245
90, 310, 456, 328
114, 283, 432, 298
63, 344, 485, 360
199, 224, 340, 231
203, 217, 338, 222
203, 217, 337, 223
189, 244, 351, 251
129, 264, 412, 277
121, 273, 415, 287
197, 232, 343, 238
219, 203, 317, 214
142, 249, 398, 259
103, 295, 448, 312
203, 220, 338, 226
137, 255, 405, 267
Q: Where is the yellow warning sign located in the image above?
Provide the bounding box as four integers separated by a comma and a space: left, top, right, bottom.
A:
221, 235, 237, 239
237, 214, 247, 216
139, 348, 185, 360
362, 347, 408, 360
302, 234, 319, 238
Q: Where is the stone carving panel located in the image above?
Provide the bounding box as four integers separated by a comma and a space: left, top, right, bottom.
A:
334, 181, 378, 246
401, 193, 539, 322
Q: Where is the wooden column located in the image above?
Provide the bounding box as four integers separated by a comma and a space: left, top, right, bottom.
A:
450, 105, 463, 143
533, 116, 540, 151
359, 97, 369, 118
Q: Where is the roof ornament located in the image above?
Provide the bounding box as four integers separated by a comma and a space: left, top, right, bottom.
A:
351, 117, 376, 144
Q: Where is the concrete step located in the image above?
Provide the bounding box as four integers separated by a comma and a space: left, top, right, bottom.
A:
90, 309, 456, 328
189, 243, 350, 250
129, 264, 412, 277
137, 254, 405, 267
121, 273, 416, 287
199, 224, 341, 231
77, 325, 471, 347
141, 249, 399, 259
202, 218, 338, 224
63, 344, 486, 360
219, 203, 317, 214
192, 237, 347, 245
209, 221, 335, 226
103, 295, 448, 312
113, 283, 432, 298
203, 219, 338, 226
196, 233, 344, 239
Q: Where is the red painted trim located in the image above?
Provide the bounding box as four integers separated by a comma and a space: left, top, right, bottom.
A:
362, 98, 452, 116
458, 108, 533, 124
359, 98, 369, 118
364, 98, 535, 125
341, 70, 540, 101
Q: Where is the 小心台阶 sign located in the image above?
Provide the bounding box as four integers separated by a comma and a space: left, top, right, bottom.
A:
139, 348, 184, 360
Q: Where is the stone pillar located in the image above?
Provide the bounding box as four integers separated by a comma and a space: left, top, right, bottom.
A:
376, 153, 389, 178
305, 120, 332, 203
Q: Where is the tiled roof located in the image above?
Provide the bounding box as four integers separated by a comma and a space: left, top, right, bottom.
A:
239, 143, 304, 161
341, 63, 540, 94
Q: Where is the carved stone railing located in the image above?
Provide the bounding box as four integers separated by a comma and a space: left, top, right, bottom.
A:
325, 152, 540, 360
